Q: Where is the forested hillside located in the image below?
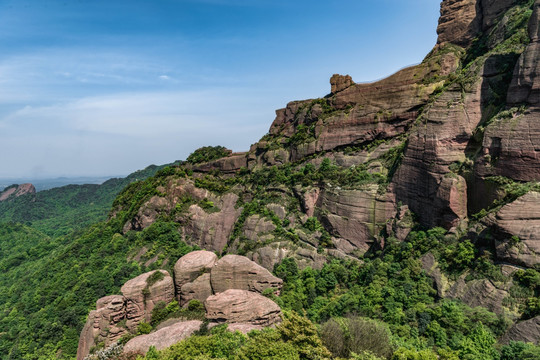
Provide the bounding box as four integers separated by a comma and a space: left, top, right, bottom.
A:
1, 0, 540, 359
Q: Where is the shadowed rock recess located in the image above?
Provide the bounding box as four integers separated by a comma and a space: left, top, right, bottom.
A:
76, 0, 540, 358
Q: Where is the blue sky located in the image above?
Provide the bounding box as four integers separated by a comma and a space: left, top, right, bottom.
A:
0, 0, 441, 179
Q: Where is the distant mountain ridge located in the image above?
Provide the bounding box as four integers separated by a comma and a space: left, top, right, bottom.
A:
0, 164, 172, 237
0, 176, 120, 192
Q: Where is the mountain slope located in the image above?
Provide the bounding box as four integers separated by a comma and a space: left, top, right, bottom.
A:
1, 0, 540, 359
0, 164, 169, 237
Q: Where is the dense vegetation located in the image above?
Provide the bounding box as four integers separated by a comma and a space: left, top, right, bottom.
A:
1, 1, 539, 359
186, 146, 231, 165
0, 165, 166, 237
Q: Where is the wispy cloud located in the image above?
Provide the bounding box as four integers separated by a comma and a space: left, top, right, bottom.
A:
0, 89, 272, 177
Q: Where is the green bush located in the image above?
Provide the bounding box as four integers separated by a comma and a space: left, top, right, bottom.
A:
186, 146, 231, 164
320, 316, 393, 359
137, 322, 152, 335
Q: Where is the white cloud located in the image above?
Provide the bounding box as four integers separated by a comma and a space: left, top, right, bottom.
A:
0, 89, 273, 177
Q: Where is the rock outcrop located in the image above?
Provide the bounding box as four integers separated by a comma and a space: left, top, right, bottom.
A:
77, 270, 174, 360
77, 296, 127, 360
205, 289, 282, 326
446, 277, 509, 314
123, 320, 202, 356
501, 315, 540, 345
122, 178, 241, 253
78, 253, 283, 359
121, 270, 175, 328
174, 250, 217, 305
475, 0, 540, 182
437, 0, 519, 47
210, 254, 283, 294
318, 186, 396, 254
0, 183, 36, 201
488, 191, 540, 267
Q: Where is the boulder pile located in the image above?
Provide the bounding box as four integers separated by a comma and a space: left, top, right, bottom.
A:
77, 251, 283, 359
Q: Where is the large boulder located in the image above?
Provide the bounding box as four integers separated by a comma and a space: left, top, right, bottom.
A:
210, 255, 283, 294
205, 289, 281, 326
123, 320, 202, 356
179, 273, 213, 306
174, 250, 217, 304
121, 270, 175, 330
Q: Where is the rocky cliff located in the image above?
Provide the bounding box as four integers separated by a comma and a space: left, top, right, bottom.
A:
0, 183, 35, 202
112, 0, 539, 268
76, 0, 540, 358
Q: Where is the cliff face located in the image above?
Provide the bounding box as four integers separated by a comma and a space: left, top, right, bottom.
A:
111, 0, 539, 269
74, 1, 540, 357
0, 183, 35, 202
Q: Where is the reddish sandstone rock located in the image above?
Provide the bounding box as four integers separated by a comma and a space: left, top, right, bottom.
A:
193, 152, 248, 174
446, 277, 509, 314
256, 49, 458, 168
121, 270, 175, 330
205, 289, 281, 325
210, 255, 283, 294
501, 316, 540, 345
174, 250, 217, 290
489, 192, 540, 267
318, 186, 396, 254
185, 192, 242, 252
179, 273, 213, 306
394, 68, 483, 228
437, 0, 480, 47
123, 196, 170, 232
330, 74, 354, 94
123, 320, 202, 355
76, 295, 127, 360
0, 183, 36, 202
476, 1, 540, 182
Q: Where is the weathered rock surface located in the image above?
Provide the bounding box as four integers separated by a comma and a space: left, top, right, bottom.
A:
211, 255, 283, 294
179, 273, 213, 306
0, 183, 36, 201
122, 178, 241, 253
185, 192, 242, 252
252, 49, 458, 168
421, 253, 448, 298
446, 277, 508, 314
194, 152, 248, 174
489, 192, 540, 267
205, 289, 282, 325
77, 295, 127, 360
120, 270, 175, 329
174, 250, 217, 294
318, 186, 396, 254
501, 315, 540, 345
330, 74, 354, 94
437, 0, 519, 47
123, 320, 202, 355
437, 0, 480, 47
476, 1, 540, 182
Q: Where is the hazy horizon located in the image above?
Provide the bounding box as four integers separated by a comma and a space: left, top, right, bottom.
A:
1, 0, 440, 179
